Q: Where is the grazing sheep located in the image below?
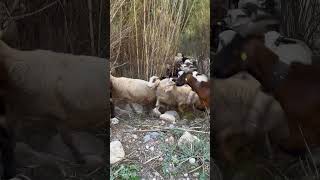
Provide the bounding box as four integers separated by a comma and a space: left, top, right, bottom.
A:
0, 40, 107, 167
110, 74, 156, 106
212, 73, 289, 164
148, 76, 204, 113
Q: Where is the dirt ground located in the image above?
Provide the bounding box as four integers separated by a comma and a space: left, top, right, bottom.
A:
110, 107, 210, 180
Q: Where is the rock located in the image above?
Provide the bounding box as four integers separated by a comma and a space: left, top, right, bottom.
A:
111, 117, 119, 125
150, 146, 155, 151
160, 112, 177, 123
165, 136, 175, 145
125, 103, 144, 114
148, 132, 160, 139
152, 108, 162, 117
178, 132, 200, 148
165, 111, 180, 120
193, 172, 200, 177
184, 173, 188, 177
144, 135, 152, 143
132, 134, 138, 139
110, 141, 125, 164
169, 124, 175, 128
189, 157, 196, 164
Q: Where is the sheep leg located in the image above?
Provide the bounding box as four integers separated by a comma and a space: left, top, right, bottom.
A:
129, 103, 137, 114
216, 128, 237, 164
152, 99, 162, 116
58, 125, 85, 164
110, 99, 115, 118
178, 103, 185, 113
265, 133, 274, 160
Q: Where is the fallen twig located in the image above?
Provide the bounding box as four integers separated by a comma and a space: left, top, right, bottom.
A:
125, 127, 209, 134
188, 165, 203, 174
143, 155, 161, 164
85, 166, 102, 177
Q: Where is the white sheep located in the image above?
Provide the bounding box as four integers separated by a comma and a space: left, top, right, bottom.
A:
192, 71, 209, 82
110, 74, 156, 106
0, 40, 107, 165
148, 76, 203, 114
213, 72, 289, 162
264, 31, 312, 65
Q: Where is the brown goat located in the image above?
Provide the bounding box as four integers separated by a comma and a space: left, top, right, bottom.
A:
213, 33, 320, 155
175, 72, 210, 108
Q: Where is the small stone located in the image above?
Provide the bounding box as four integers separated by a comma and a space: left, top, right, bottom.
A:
154, 172, 160, 176
167, 136, 175, 144
160, 113, 176, 123
146, 145, 150, 149
149, 132, 160, 138
193, 172, 200, 177
111, 118, 119, 125
169, 124, 175, 128
189, 157, 196, 164
144, 135, 152, 143
132, 134, 138, 139
152, 108, 162, 116
158, 157, 163, 161
150, 146, 155, 151
184, 173, 188, 177
110, 141, 125, 164
166, 110, 180, 120
178, 132, 200, 148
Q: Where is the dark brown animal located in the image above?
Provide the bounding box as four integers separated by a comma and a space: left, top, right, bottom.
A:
175, 72, 210, 108
213, 33, 320, 155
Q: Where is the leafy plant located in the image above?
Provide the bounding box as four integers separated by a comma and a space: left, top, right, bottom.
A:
111, 164, 140, 180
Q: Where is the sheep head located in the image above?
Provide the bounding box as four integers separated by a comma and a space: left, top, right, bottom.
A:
147, 76, 160, 89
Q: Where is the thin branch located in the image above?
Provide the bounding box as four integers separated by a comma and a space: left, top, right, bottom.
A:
87, 0, 95, 56
11, 0, 59, 21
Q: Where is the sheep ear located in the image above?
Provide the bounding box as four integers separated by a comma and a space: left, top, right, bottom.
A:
148, 79, 159, 89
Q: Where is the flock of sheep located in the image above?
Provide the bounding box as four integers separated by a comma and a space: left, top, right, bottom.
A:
110, 53, 210, 118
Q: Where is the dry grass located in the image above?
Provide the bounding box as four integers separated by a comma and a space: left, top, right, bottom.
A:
110, 0, 200, 80
280, 0, 320, 49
